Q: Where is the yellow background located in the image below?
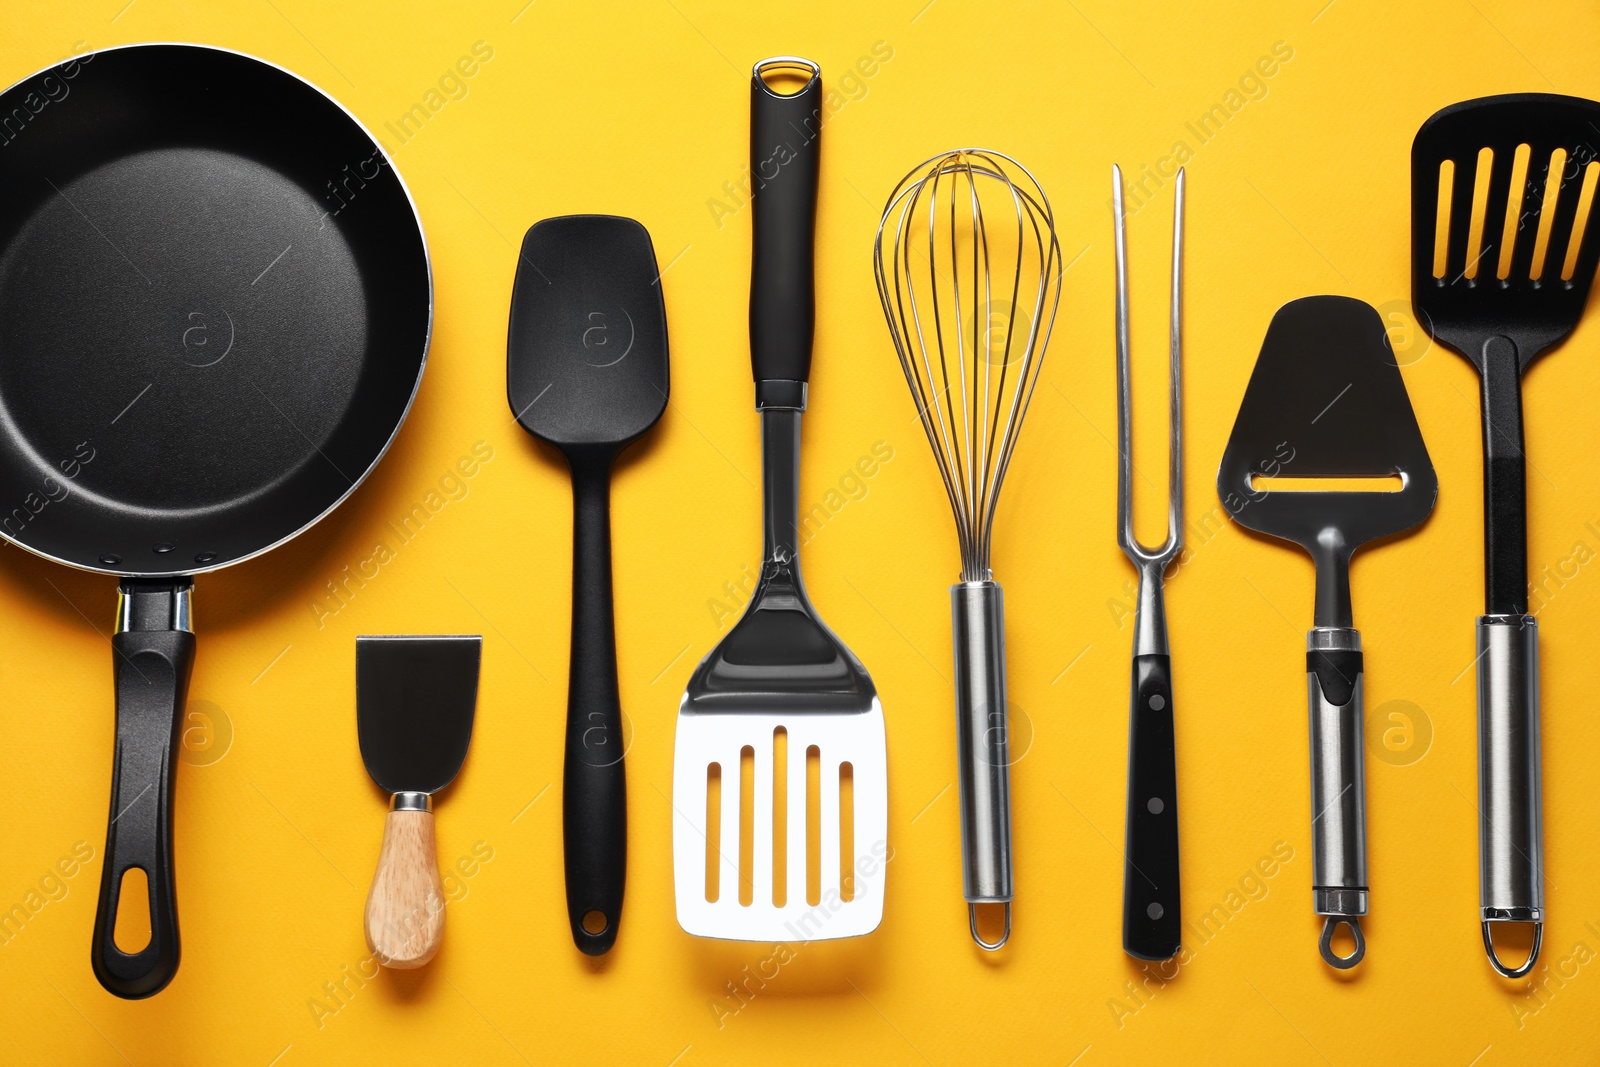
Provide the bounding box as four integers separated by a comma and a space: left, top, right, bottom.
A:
3, 0, 1599, 1063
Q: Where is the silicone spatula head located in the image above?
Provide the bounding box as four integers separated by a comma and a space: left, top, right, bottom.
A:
356, 635, 481, 796
1217, 296, 1437, 625
507, 215, 669, 453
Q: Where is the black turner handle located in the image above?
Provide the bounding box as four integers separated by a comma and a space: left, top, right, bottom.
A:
565, 452, 626, 955
749, 57, 822, 402
1123, 653, 1181, 959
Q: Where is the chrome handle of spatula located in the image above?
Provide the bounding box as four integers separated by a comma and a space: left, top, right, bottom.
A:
951, 581, 1013, 950
1477, 614, 1544, 978
1307, 627, 1367, 969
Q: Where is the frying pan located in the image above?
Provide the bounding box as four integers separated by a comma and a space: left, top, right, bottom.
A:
0, 44, 430, 997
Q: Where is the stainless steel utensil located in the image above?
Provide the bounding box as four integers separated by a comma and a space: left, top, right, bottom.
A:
875, 149, 1061, 949
1113, 165, 1185, 961
1410, 93, 1600, 977
672, 57, 888, 942
1217, 296, 1437, 969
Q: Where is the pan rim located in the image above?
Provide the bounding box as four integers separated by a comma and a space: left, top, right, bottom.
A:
0, 40, 433, 579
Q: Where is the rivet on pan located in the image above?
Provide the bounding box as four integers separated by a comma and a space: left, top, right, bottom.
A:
99, 554, 122, 566
194, 552, 217, 564
153, 542, 175, 554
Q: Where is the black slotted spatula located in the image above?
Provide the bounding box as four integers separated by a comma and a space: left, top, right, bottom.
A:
1218, 296, 1437, 970
358, 635, 481, 969
507, 214, 669, 955
1412, 94, 1600, 979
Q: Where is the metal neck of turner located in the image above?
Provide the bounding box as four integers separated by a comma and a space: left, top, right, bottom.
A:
757, 381, 806, 563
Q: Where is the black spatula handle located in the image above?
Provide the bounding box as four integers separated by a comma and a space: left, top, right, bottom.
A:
92, 579, 195, 999
1123, 653, 1181, 960
749, 57, 822, 400
564, 453, 626, 955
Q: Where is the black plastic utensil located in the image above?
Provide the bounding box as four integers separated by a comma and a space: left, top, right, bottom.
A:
357, 635, 481, 969
1411, 93, 1600, 978
1218, 296, 1437, 969
507, 215, 669, 955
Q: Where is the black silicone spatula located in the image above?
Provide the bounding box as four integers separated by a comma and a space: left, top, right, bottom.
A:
507, 214, 669, 955
357, 635, 481, 969
1411, 94, 1600, 978
1217, 296, 1437, 969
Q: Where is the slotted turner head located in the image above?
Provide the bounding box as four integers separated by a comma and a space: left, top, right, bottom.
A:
1412, 93, 1600, 368
672, 575, 887, 941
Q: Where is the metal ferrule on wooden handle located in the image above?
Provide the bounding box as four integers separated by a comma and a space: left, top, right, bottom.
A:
364, 791, 444, 969
1477, 614, 1544, 979
951, 581, 1013, 950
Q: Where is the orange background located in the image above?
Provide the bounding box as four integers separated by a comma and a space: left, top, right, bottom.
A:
3, 0, 1600, 1063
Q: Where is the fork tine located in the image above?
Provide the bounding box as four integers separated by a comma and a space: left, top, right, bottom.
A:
1168, 169, 1185, 551
1113, 165, 1134, 552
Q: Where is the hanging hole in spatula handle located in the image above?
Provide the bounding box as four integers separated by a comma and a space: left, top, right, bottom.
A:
750, 56, 822, 398
92, 579, 195, 999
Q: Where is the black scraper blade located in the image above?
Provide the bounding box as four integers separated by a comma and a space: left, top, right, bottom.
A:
357, 635, 482, 795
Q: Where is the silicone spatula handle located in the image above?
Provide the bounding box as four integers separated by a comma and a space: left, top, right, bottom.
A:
92, 579, 194, 1000
564, 453, 627, 955
749, 57, 822, 400
1123, 653, 1181, 960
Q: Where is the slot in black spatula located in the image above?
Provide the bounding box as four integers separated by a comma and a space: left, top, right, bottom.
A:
1411, 93, 1600, 978
1218, 296, 1437, 969
507, 214, 669, 955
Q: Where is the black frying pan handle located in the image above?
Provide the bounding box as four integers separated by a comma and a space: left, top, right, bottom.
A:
92, 579, 195, 999
749, 57, 822, 402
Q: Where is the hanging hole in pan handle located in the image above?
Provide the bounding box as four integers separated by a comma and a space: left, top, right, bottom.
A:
753, 56, 821, 96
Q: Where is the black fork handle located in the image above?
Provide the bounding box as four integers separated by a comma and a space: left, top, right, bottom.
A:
92, 579, 194, 999
749, 56, 822, 401
1123, 653, 1181, 960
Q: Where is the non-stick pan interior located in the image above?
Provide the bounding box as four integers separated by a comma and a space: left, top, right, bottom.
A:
0, 45, 429, 575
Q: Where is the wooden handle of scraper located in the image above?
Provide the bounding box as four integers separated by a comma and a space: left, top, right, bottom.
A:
364, 808, 445, 968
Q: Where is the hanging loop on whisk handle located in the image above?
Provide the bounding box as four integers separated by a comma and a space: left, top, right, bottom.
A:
951, 581, 1014, 923
750, 57, 822, 401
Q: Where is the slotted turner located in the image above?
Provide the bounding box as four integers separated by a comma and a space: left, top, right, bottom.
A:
672, 57, 887, 941
1412, 92, 1600, 978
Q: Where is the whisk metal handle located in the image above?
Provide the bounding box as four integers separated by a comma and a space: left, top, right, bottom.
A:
749, 57, 822, 399
951, 581, 1013, 946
